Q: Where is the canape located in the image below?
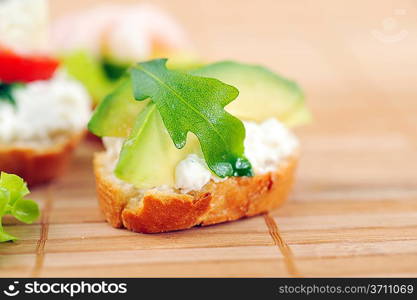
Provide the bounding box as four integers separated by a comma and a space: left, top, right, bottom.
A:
89, 59, 311, 233
0, 0, 90, 185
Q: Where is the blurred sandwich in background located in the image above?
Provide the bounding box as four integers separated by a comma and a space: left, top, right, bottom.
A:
0, 0, 91, 185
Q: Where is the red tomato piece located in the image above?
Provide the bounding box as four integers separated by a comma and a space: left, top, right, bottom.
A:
0, 48, 59, 83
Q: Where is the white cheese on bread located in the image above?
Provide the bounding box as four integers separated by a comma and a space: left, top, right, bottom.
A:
103, 118, 298, 193
0, 71, 91, 147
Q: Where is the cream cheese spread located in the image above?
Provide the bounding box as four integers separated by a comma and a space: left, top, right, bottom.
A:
103, 118, 298, 193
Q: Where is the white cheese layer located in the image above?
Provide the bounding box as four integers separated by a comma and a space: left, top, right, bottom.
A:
0, 72, 91, 147
103, 118, 298, 194
243, 118, 299, 174
175, 119, 298, 192
174, 154, 227, 193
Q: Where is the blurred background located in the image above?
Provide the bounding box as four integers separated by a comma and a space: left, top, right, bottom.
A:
52, 0, 417, 195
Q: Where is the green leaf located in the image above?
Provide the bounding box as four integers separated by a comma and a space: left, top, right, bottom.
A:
0, 82, 20, 106
87, 59, 204, 140
130, 59, 253, 178
0, 172, 29, 205
0, 187, 10, 215
12, 198, 40, 224
0, 228, 17, 242
0, 172, 39, 242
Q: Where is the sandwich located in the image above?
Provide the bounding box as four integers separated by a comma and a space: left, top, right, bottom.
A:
0, 0, 91, 185
52, 3, 197, 106
89, 59, 311, 233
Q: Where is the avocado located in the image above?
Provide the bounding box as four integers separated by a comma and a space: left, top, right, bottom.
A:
88, 78, 148, 138
61, 51, 118, 105
63, 51, 205, 105
192, 61, 310, 126
89, 60, 309, 188
115, 103, 200, 188
281, 104, 312, 127
86, 56, 206, 139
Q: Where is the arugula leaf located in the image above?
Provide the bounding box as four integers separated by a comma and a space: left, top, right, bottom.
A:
130, 59, 253, 178
0, 172, 40, 242
0, 82, 20, 106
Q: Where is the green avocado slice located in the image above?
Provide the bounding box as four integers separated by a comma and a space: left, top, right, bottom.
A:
281, 104, 312, 127
191, 61, 310, 126
88, 60, 310, 188
61, 51, 119, 105
88, 78, 148, 138
115, 102, 200, 188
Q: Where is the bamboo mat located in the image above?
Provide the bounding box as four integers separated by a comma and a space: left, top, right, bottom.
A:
1, 0, 417, 277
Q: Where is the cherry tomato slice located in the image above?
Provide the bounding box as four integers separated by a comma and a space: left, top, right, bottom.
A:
0, 48, 59, 83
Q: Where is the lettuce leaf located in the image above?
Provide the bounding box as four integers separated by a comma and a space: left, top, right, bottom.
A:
0, 172, 39, 242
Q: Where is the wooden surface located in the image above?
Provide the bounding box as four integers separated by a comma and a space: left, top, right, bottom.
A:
1, 0, 417, 277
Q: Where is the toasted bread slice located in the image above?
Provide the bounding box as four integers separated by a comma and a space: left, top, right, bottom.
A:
0, 132, 84, 186
94, 151, 297, 233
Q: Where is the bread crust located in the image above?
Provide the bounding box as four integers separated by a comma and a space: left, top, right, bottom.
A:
94, 152, 297, 233
0, 132, 84, 186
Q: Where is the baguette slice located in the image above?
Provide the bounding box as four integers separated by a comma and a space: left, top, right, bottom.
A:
94, 151, 298, 233
0, 132, 84, 186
